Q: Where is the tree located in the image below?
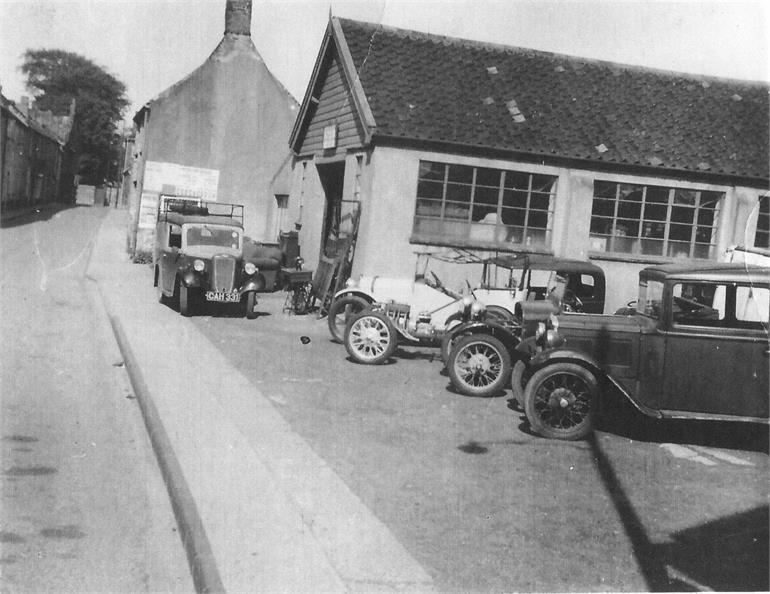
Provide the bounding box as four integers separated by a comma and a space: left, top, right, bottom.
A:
21, 49, 129, 186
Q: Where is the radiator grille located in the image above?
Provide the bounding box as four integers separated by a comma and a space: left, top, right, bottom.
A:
211, 255, 236, 291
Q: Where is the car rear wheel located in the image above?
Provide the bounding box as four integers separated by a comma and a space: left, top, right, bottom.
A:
328, 295, 369, 342
344, 310, 398, 364
523, 362, 598, 440
448, 334, 511, 397
245, 291, 258, 319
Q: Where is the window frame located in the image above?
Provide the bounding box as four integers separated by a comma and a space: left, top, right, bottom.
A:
754, 194, 769, 250
411, 160, 557, 250
589, 180, 722, 260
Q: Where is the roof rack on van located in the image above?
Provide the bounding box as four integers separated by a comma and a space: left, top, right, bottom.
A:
157, 195, 244, 224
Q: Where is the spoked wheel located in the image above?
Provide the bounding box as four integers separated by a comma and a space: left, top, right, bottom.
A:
327, 295, 369, 342
344, 311, 398, 364
523, 363, 598, 440
447, 334, 511, 397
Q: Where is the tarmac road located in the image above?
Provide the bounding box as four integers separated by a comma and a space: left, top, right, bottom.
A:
192, 287, 769, 592
0, 206, 192, 592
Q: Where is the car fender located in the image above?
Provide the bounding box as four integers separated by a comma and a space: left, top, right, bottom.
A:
179, 270, 204, 288
446, 321, 520, 353
240, 275, 265, 294
527, 348, 661, 418
331, 288, 375, 304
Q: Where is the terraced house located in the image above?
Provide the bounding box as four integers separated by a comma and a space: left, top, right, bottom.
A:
288, 17, 769, 311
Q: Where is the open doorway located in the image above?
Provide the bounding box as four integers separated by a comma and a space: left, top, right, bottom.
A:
314, 161, 361, 312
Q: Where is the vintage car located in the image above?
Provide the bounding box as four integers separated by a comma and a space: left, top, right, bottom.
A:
334, 255, 606, 367
520, 262, 770, 440
153, 198, 281, 318
440, 259, 606, 395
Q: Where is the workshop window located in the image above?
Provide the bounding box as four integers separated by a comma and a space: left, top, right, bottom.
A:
589, 181, 721, 259
755, 195, 769, 249
413, 160, 556, 249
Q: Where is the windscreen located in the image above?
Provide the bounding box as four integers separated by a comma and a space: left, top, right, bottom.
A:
186, 225, 240, 249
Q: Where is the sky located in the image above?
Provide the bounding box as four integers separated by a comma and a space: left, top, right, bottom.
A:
1, 0, 768, 124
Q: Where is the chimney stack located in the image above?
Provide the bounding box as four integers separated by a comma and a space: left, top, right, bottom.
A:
225, 0, 251, 36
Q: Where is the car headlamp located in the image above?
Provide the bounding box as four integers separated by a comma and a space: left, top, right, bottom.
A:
193, 259, 205, 272
244, 262, 257, 275
470, 301, 485, 319
460, 295, 474, 316
345, 277, 358, 289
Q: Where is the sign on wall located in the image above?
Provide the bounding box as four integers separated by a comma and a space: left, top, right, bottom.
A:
143, 161, 219, 199
137, 161, 220, 230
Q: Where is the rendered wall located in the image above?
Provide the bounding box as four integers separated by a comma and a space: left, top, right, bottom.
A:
324, 145, 765, 314
139, 34, 298, 246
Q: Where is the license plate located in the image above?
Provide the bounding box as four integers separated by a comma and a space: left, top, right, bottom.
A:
205, 290, 240, 303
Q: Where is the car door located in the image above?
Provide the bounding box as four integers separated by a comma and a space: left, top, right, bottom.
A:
661, 281, 769, 419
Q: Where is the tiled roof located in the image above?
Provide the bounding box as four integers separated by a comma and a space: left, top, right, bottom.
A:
337, 18, 769, 182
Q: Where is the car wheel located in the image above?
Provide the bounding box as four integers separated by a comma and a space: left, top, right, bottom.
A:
439, 314, 465, 364
344, 310, 398, 364
448, 334, 511, 397
523, 362, 598, 441
179, 283, 195, 317
327, 295, 369, 342
510, 360, 530, 406
245, 291, 258, 319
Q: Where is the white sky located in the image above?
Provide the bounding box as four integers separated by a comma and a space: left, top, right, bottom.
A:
1, 0, 768, 123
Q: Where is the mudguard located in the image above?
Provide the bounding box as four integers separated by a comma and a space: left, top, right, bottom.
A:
526, 348, 660, 418
446, 320, 520, 352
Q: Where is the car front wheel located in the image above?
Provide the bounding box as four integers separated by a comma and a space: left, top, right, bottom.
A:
327, 295, 369, 342
178, 283, 199, 317
245, 291, 258, 319
344, 311, 398, 364
523, 362, 598, 440
447, 334, 511, 397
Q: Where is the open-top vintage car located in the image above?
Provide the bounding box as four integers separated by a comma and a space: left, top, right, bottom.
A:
520, 262, 770, 440
441, 258, 606, 395
153, 198, 281, 318
333, 254, 606, 366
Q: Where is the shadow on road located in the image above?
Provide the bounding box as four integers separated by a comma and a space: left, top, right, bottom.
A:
1, 202, 88, 229
596, 395, 769, 454
589, 429, 769, 592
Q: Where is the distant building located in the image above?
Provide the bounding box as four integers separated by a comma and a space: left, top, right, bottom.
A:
1, 91, 74, 214
289, 17, 769, 312
127, 0, 299, 257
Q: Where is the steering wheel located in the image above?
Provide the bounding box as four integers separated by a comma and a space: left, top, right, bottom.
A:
562, 289, 584, 312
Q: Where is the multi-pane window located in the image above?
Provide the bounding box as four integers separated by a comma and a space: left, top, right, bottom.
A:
413, 161, 556, 249
589, 181, 721, 259
755, 195, 769, 249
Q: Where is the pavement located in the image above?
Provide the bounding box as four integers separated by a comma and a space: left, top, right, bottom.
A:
85, 208, 435, 593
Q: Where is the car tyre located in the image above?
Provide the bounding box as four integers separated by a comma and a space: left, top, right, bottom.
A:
447, 334, 511, 397
344, 310, 398, 365
179, 283, 196, 317
328, 295, 369, 342
510, 360, 530, 406
523, 362, 598, 440
245, 291, 258, 319
440, 315, 467, 366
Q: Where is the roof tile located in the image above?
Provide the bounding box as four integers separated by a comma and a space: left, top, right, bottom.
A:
338, 18, 768, 181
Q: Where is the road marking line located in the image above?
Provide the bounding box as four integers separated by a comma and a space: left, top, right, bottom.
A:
660, 443, 717, 466
691, 445, 754, 466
